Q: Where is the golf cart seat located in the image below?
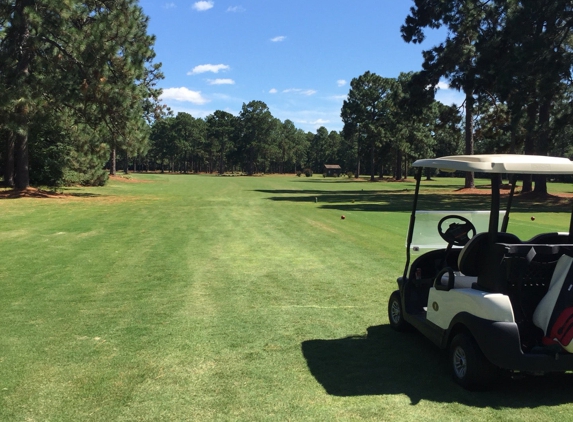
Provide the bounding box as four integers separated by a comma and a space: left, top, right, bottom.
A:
458, 232, 522, 292
527, 232, 570, 245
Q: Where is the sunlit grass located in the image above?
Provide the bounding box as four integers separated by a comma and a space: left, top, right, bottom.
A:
1, 174, 573, 421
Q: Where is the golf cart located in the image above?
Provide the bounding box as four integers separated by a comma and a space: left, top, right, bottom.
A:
388, 154, 573, 390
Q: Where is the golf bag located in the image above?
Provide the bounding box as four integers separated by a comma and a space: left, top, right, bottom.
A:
533, 253, 573, 353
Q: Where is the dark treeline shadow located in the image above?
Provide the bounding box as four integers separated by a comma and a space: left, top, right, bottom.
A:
256, 189, 571, 213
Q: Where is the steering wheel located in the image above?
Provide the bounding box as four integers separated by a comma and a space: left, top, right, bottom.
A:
438, 215, 476, 247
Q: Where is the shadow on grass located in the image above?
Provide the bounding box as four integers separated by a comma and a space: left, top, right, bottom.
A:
66, 192, 103, 198
292, 178, 417, 184
256, 190, 572, 213
301, 325, 573, 407
0, 188, 102, 199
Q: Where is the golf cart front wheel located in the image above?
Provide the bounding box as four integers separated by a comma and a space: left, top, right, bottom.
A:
449, 333, 498, 391
388, 290, 410, 332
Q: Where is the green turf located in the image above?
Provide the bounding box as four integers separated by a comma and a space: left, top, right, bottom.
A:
1, 174, 573, 421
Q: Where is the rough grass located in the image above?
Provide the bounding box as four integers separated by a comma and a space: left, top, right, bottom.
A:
1, 174, 573, 421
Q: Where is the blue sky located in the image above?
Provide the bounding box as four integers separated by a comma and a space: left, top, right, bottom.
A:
139, 0, 465, 132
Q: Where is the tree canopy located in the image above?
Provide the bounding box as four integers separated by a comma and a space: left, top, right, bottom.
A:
0, 0, 162, 188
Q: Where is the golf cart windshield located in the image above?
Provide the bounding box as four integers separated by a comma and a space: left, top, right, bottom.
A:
409, 211, 501, 252
405, 155, 573, 262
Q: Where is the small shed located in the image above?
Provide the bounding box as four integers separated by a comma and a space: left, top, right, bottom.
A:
323, 164, 342, 177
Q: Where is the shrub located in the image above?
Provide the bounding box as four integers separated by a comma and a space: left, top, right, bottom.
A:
303, 168, 313, 177
296, 171, 302, 177
347, 171, 355, 178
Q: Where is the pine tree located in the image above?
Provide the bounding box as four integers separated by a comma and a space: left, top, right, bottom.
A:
0, 0, 162, 188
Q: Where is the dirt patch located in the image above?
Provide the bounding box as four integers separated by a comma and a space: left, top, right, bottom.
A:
109, 174, 151, 183
454, 187, 496, 195
0, 187, 67, 199
453, 187, 573, 198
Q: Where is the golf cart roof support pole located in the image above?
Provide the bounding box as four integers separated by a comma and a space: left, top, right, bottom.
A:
500, 174, 517, 233
569, 201, 573, 243
403, 167, 423, 282
489, 174, 501, 244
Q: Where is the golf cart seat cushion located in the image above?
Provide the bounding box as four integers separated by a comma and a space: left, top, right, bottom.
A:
533, 254, 573, 337
458, 232, 521, 277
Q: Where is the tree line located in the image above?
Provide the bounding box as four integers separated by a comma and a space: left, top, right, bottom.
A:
139, 90, 462, 179
1, 1, 572, 188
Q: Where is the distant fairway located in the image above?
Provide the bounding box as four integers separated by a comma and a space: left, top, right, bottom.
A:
2, 174, 573, 421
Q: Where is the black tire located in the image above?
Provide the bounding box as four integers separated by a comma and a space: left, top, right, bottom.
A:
388, 290, 410, 332
449, 333, 499, 391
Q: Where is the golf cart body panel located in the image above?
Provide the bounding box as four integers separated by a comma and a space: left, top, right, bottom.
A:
390, 154, 573, 387
427, 289, 515, 330
448, 314, 573, 372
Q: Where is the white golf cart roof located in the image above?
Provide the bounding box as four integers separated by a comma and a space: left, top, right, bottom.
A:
413, 154, 573, 174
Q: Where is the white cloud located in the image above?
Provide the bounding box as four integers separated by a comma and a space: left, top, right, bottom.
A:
271, 36, 286, 42
283, 88, 316, 96
208, 78, 235, 85
311, 119, 330, 125
188, 64, 230, 75
192, 1, 214, 11
337, 79, 346, 87
269, 88, 278, 94
436, 81, 450, 90
164, 2, 176, 9
161, 87, 209, 104
226, 5, 245, 12
329, 94, 347, 101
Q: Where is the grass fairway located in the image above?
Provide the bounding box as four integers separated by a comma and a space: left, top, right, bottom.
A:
2, 174, 573, 421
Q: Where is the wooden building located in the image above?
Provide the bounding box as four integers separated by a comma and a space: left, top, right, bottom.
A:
323, 164, 342, 177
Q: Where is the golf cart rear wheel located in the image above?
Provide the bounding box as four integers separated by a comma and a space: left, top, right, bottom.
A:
388, 290, 410, 332
449, 333, 498, 391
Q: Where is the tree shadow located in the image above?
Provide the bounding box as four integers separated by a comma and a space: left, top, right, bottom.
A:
66, 192, 104, 198
0, 188, 101, 200
256, 189, 571, 213
301, 325, 573, 407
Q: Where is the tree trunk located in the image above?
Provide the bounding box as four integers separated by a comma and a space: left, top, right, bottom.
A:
14, 129, 29, 190
110, 147, 116, 175
425, 167, 432, 181
533, 98, 551, 194
248, 148, 255, 176
464, 90, 475, 188
3, 132, 15, 187
395, 149, 403, 180
355, 133, 361, 179
522, 102, 538, 193
370, 140, 375, 181
12, 0, 34, 190
219, 144, 225, 174
123, 151, 129, 174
